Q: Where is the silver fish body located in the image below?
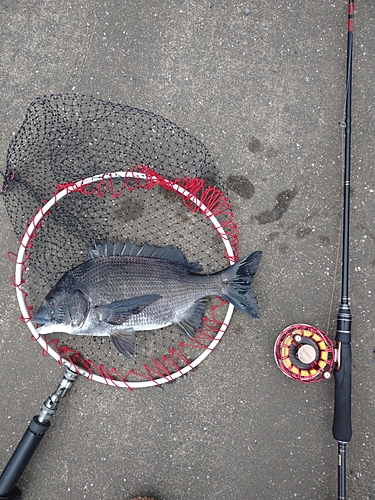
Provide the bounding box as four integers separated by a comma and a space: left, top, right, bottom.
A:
32, 239, 262, 359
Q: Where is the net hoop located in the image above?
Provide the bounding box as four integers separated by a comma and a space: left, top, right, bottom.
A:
274, 324, 335, 384
14, 170, 235, 389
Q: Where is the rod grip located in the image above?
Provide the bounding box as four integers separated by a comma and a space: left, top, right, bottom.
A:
0, 417, 50, 499
332, 342, 352, 443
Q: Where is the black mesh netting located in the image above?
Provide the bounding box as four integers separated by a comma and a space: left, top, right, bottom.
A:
2, 94, 238, 386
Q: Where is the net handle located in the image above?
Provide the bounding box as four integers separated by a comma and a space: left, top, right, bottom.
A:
14, 171, 235, 388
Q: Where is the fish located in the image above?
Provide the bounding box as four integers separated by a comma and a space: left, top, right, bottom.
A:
32, 238, 262, 359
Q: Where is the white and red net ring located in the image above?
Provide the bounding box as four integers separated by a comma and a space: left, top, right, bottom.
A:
274, 323, 335, 383
13, 170, 236, 389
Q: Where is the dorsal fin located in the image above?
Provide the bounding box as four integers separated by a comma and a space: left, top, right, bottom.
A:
86, 237, 203, 272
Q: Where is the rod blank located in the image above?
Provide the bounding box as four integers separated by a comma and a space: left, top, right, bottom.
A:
332, 1, 354, 499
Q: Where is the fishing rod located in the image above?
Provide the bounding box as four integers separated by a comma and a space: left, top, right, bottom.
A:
274, 1, 354, 499
332, 1, 354, 498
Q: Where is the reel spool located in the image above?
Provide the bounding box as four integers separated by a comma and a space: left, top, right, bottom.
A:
274, 324, 335, 383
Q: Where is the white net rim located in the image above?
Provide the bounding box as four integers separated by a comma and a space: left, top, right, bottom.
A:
14, 171, 235, 388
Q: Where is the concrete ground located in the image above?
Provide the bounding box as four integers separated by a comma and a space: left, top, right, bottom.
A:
0, 1, 374, 499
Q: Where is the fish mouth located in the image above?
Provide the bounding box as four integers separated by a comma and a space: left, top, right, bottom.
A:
30, 315, 43, 327
31, 315, 76, 335
30, 316, 48, 334
31, 315, 57, 334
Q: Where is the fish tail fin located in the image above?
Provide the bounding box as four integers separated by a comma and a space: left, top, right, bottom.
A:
219, 251, 262, 318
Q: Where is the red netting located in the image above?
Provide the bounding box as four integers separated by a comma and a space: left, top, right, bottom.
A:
2, 95, 240, 387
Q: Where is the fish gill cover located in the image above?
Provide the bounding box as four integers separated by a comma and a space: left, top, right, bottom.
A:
2, 94, 241, 388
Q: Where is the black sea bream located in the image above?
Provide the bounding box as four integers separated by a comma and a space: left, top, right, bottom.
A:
32, 239, 262, 359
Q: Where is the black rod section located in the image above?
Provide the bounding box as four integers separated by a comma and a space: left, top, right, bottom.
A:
338, 442, 347, 500
332, 2, 354, 499
340, 0, 354, 306
0, 368, 78, 499
0, 418, 50, 500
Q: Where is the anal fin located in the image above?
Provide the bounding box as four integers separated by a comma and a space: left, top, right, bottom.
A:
178, 297, 209, 338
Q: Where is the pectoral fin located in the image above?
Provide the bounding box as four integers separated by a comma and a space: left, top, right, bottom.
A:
96, 294, 162, 325
110, 328, 136, 359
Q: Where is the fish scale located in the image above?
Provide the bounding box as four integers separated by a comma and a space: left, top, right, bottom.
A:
73, 257, 219, 329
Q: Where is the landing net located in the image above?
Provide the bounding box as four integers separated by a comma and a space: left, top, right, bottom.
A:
2, 95, 240, 389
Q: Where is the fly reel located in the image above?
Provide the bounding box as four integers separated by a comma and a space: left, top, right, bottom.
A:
274, 324, 335, 383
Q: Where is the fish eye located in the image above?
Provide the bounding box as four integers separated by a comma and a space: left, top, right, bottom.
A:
46, 297, 56, 307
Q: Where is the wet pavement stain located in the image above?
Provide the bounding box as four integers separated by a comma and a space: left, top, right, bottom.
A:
202, 171, 221, 189
226, 175, 255, 199
247, 137, 278, 160
318, 235, 330, 245
247, 136, 263, 153
278, 244, 289, 254
296, 227, 313, 239
263, 148, 278, 159
266, 231, 280, 242
158, 186, 198, 224
256, 188, 297, 224
113, 198, 145, 222
160, 185, 182, 203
